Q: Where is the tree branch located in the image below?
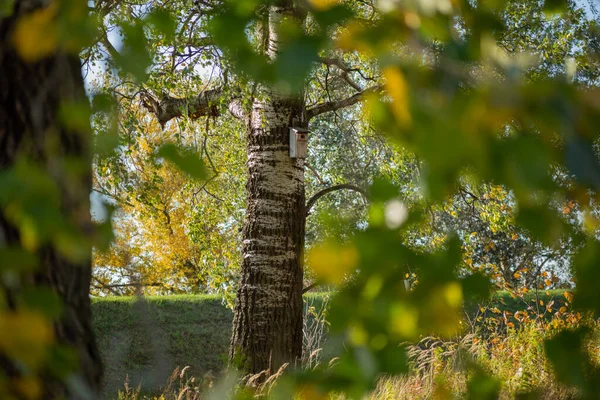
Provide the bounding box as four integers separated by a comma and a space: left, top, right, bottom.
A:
141, 88, 245, 127
318, 56, 352, 71
100, 33, 120, 60
302, 282, 319, 294
318, 56, 363, 91
306, 85, 383, 120
101, 282, 163, 288
306, 183, 369, 215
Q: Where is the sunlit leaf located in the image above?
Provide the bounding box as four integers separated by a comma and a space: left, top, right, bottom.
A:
383, 66, 411, 127
0, 311, 54, 369
12, 3, 58, 61
307, 243, 359, 285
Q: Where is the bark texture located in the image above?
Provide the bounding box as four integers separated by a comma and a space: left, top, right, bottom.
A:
0, 1, 103, 398
229, 93, 306, 374
229, 2, 307, 375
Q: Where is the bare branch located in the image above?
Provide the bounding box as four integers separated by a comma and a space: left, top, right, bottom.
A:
92, 276, 121, 296
306, 183, 369, 215
306, 85, 383, 120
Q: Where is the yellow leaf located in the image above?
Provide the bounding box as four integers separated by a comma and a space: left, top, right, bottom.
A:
383, 67, 412, 126
564, 291, 574, 303
513, 272, 521, 279
0, 311, 54, 369
309, 0, 339, 11
307, 243, 358, 285
362, 275, 383, 300
370, 334, 388, 350
422, 282, 463, 337
14, 376, 42, 400
389, 302, 419, 339
20, 216, 40, 252
12, 3, 59, 62
540, 300, 544, 306
348, 323, 368, 345
443, 281, 463, 308
433, 380, 452, 400
337, 21, 367, 52
297, 384, 328, 400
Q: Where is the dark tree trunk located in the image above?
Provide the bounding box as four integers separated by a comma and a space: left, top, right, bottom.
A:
0, 1, 102, 398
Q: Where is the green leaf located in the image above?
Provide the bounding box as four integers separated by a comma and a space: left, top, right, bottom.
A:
544, 328, 590, 389
91, 93, 116, 113
275, 36, 320, 93
543, 0, 568, 14
565, 134, 600, 191
311, 4, 354, 29
572, 241, 600, 313
467, 371, 501, 400
516, 205, 565, 246
0, 0, 14, 17
461, 272, 492, 302
59, 100, 91, 133
18, 287, 63, 319
0, 247, 38, 272
376, 343, 409, 374
146, 9, 176, 40
114, 22, 152, 82
157, 144, 206, 180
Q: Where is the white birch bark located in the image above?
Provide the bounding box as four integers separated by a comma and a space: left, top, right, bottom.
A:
229, 1, 307, 374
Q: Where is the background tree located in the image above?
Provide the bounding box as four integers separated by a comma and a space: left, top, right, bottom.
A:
88, 0, 384, 374
92, 102, 244, 301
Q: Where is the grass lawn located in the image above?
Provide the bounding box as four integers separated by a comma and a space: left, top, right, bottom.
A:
92, 290, 569, 397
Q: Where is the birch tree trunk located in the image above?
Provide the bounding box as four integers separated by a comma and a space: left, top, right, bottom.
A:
229, 2, 307, 375
0, 1, 102, 397
140, 0, 374, 377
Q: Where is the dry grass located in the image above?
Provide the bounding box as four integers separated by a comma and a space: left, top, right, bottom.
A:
115, 302, 600, 400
